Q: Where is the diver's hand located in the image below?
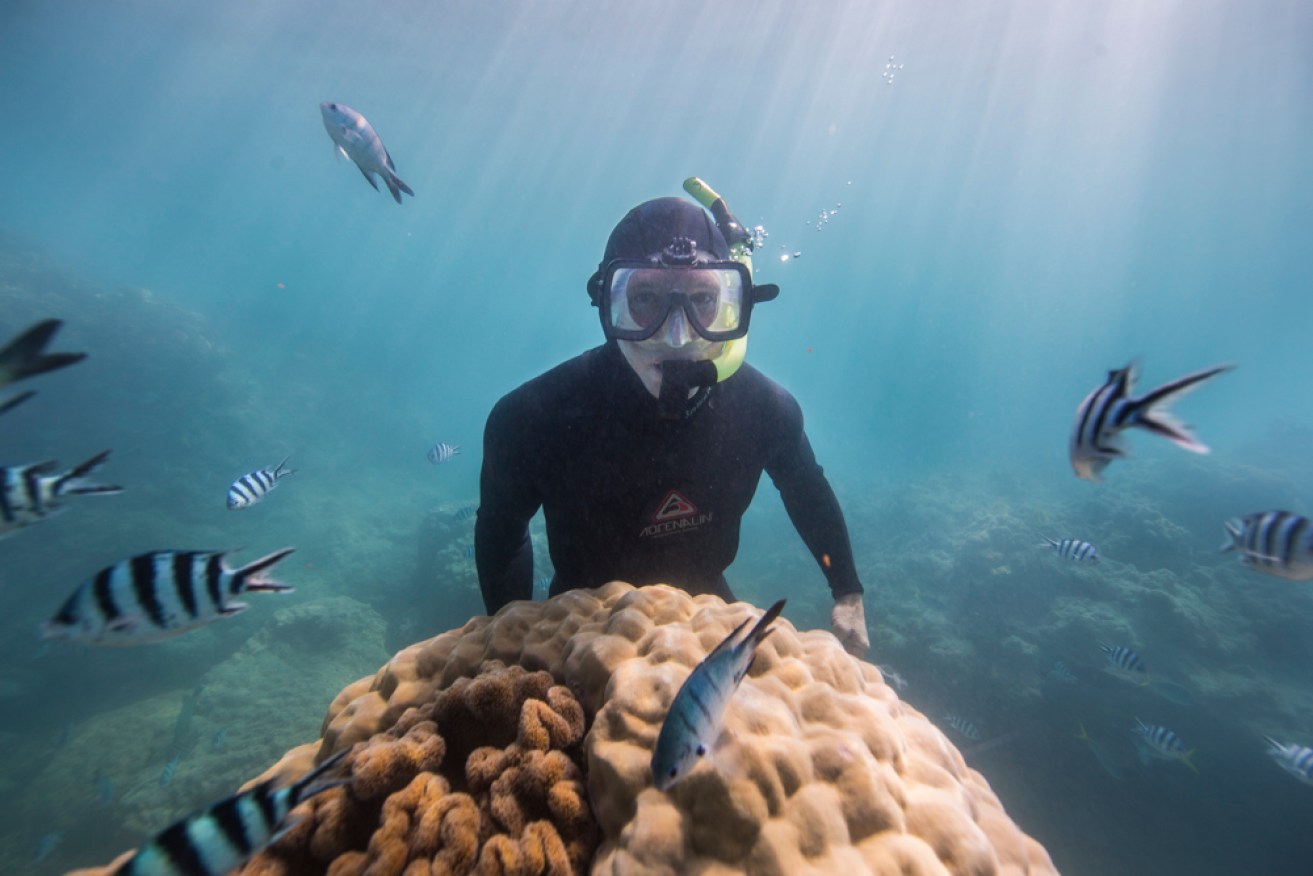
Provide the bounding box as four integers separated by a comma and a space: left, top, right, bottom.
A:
830, 593, 870, 658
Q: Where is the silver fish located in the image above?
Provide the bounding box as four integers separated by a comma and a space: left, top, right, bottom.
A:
115, 750, 348, 876
1069, 362, 1231, 482
1132, 718, 1197, 771
42, 548, 295, 646
320, 102, 413, 204
0, 450, 121, 537
1099, 643, 1150, 685
944, 714, 983, 741
651, 599, 785, 790
1264, 736, 1313, 785
428, 442, 460, 465
227, 457, 295, 509
1039, 536, 1100, 564
159, 753, 181, 788
1222, 511, 1313, 580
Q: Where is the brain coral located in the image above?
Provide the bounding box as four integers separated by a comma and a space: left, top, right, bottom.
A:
76, 582, 1056, 876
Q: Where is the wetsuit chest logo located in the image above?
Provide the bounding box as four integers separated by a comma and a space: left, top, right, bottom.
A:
640, 490, 713, 539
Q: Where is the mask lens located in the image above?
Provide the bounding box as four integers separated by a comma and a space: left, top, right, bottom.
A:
607, 265, 747, 340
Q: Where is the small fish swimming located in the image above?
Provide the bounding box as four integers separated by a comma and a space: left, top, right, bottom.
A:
453, 504, 478, 521
1049, 661, 1078, 684
0, 318, 85, 391
651, 599, 785, 791
462, 544, 476, 560
1099, 643, 1150, 685
944, 714, 983, 741
160, 753, 181, 788
1263, 736, 1313, 785
320, 102, 414, 204
878, 665, 909, 691
1222, 511, 1313, 581
1075, 721, 1126, 781
1069, 362, 1231, 482
1039, 536, 1100, 564
0, 451, 122, 537
227, 457, 295, 509
1132, 718, 1197, 772
428, 442, 461, 465
42, 548, 296, 646
94, 769, 115, 806
32, 831, 60, 864
114, 750, 349, 876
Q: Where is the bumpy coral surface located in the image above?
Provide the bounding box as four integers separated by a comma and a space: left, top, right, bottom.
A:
78, 583, 1057, 875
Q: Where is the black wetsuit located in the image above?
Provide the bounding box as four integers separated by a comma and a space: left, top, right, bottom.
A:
475, 342, 863, 614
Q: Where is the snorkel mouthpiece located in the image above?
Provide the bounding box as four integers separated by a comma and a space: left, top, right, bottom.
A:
658, 359, 719, 420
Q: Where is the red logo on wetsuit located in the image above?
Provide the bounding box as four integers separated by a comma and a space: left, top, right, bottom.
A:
641, 490, 712, 539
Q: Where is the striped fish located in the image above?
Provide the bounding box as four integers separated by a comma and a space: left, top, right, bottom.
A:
42, 548, 296, 646
453, 504, 478, 521
160, 754, 181, 788
226, 458, 295, 509
115, 749, 349, 876
651, 599, 785, 790
1222, 511, 1313, 581
1069, 362, 1231, 482
944, 714, 983, 741
1099, 643, 1150, 684
1132, 719, 1197, 772
427, 442, 460, 465
1264, 737, 1313, 786
1049, 661, 1078, 685
0, 451, 121, 537
1039, 536, 1100, 564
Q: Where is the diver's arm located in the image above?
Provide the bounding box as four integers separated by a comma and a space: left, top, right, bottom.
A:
475, 396, 540, 614
768, 430, 864, 599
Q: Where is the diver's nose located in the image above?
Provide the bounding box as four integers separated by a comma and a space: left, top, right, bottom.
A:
662, 306, 694, 347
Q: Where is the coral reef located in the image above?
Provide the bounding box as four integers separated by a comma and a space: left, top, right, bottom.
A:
78, 582, 1055, 875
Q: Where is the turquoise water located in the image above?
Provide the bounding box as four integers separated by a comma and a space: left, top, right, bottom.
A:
2, 0, 1311, 872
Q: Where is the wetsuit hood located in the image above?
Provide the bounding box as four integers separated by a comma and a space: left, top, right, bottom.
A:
588, 198, 731, 305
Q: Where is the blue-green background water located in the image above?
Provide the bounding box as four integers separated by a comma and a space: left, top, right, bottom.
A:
2, 0, 1311, 872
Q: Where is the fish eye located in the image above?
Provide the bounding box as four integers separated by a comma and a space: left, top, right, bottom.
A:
668, 767, 678, 778
696, 744, 707, 757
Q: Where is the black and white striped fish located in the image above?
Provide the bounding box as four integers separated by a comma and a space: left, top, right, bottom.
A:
1132, 719, 1197, 771
42, 548, 296, 646
1222, 511, 1313, 581
944, 714, 982, 741
453, 504, 478, 521
1264, 736, 1313, 786
427, 442, 460, 465
114, 749, 349, 876
1069, 362, 1231, 482
226, 458, 295, 509
1039, 536, 1100, 564
1099, 643, 1149, 684
0, 451, 121, 537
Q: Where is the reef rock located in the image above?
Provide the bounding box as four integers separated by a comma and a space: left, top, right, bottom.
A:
77, 583, 1057, 875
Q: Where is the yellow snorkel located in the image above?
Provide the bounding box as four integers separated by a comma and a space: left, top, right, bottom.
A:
682, 177, 777, 383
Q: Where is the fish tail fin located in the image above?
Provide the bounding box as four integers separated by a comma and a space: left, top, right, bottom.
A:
232, 547, 296, 595
1037, 535, 1058, 549
273, 456, 296, 479
747, 599, 786, 648
0, 390, 35, 417
1075, 720, 1090, 742
1220, 519, 1244, 552
1262, 735, 1283, 754
1182, 750, 1200, 774
1141, 673, 1154, 687
1129, 364, 1233, 454
0, 319, 86, 383
384, 171, 414, 204
290, 749, 351, 804
55, 450, 123, 497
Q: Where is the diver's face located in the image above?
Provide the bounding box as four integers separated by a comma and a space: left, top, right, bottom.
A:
618, 308, 722, 399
